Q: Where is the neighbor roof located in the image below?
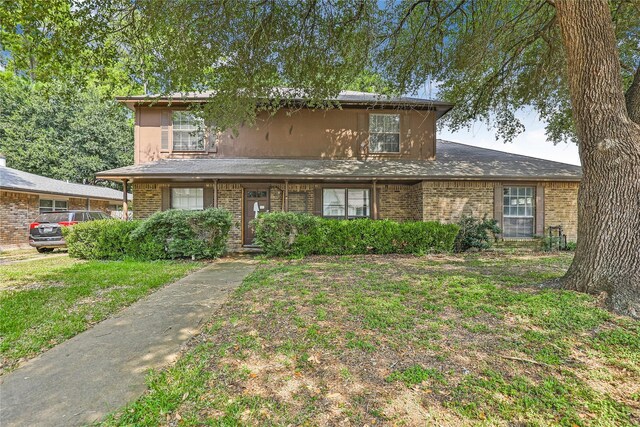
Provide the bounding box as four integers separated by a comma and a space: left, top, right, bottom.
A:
1, 166, 131, 201
116, 89, 455, 118
96, 140, 582, 182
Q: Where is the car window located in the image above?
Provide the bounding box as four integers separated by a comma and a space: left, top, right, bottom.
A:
36, 212, 73, 223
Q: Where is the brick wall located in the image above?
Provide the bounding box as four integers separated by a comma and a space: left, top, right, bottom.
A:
132, 183, 162, 219
91, 199, 111, 213
217, 183, 243, 251
0, 191, 39, 247
421, 181, 495, 223
127, 179, 580, 252
377, 184, 421, 221
543, 182, 579, 241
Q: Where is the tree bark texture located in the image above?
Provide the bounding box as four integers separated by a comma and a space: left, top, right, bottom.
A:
555, 0, 640, 318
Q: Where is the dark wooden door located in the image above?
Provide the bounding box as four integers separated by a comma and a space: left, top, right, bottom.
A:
243, 188, 269, 245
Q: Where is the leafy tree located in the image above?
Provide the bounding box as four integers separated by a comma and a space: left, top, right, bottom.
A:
0, 74, 133, 185
1, 1, 639, 317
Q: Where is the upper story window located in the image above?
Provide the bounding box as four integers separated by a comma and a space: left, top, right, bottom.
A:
369, 114, 400, 153
171, 188, 203, 210
322, 188, 370, 219
502, 187, 535, 237
172, 111, 205, 151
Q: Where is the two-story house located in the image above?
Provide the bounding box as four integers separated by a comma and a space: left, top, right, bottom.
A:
97, 91, 581, 251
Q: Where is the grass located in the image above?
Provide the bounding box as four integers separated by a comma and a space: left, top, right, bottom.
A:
0, 255, 201, 372
100, 252, 639, 426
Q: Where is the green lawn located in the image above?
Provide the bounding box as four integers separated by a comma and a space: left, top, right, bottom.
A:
101, 253, 639, 427
0, 255, 202, 373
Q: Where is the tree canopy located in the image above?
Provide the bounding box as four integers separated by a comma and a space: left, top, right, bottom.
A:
1, 0, 638, 139
0, 73, 134, 185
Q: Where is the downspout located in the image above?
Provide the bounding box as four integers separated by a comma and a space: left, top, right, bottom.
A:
284, 180, 289, 212
372, 179, 378, 220
214, 179, 218, 208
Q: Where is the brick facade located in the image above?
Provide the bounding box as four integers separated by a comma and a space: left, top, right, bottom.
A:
0, 191, 39, 247
421, 181, 495, 222
129, 179, 579, 251
217, 183, 243, 251
543, 182, 579, 241
132, 184, 162, 219
1, 190, 121, 249
377, 184, 422, 221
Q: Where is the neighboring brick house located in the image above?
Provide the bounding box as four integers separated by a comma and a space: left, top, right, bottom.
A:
97, 91, 581, 251
0, 158, 128, 248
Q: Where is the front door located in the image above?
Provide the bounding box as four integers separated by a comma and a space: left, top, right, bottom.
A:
243, 188, 269, 246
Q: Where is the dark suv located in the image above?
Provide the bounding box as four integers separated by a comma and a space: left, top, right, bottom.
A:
29, 211, 108, 252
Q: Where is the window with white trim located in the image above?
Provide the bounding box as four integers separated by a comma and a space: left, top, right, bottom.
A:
503, 187, 535, 237
322, 188, 370, 219
171, 188, 203, 210
369, 114, 400, 153
172, 111, 205, 151
39, 199, 68, 214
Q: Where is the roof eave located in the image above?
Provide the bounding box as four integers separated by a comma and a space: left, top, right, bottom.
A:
0, 186, 131, 201
95, 172, 581, 183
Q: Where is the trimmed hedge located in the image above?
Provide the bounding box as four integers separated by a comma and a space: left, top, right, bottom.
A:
253, 212, 459, 257
131, 208, 232, 259
63, 208, 233, 260
63, 219, 149, 260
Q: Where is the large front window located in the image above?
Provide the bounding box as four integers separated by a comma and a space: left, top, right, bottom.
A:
369, 114, 400, 153
323, 188, 370, 219
172, 111, 205, 151
171, 188, 203, 210
503, 187, 535, 237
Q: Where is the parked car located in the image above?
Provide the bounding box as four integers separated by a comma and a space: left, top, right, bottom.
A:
29, 211, 108, 253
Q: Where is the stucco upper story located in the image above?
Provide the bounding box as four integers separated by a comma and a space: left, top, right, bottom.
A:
116, 90, 455, 164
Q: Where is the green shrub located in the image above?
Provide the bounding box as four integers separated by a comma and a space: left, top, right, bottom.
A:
253, 213, 459, 257
64, 208, 233, 260
131, 208, 233, 259
63, 219, 148, 260
252, 212, 320, 257
453, 215, 501, 252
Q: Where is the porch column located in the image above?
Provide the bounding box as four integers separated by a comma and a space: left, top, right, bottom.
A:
372, 179, 378, 219
284, 180, 289, 212
214, 179, 218, 208
122, 179, 129, 221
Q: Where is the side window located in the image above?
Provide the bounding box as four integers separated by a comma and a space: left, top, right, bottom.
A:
39, 199, 68, 214
502, 187, 535, 237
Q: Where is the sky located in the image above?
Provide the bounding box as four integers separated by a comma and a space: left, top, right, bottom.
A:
417, 82, 582, 166
438, 113, 581, 166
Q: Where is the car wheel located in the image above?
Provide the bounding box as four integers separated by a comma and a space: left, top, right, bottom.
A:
37, 248, 54, 253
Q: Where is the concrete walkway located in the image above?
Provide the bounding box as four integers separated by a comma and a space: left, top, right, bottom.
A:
0, 259, 256, 427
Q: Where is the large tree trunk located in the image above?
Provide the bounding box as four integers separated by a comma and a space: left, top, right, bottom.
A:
555, 0, 640, 318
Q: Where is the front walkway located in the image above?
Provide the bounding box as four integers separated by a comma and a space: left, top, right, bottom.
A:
0, 259, 256, 427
